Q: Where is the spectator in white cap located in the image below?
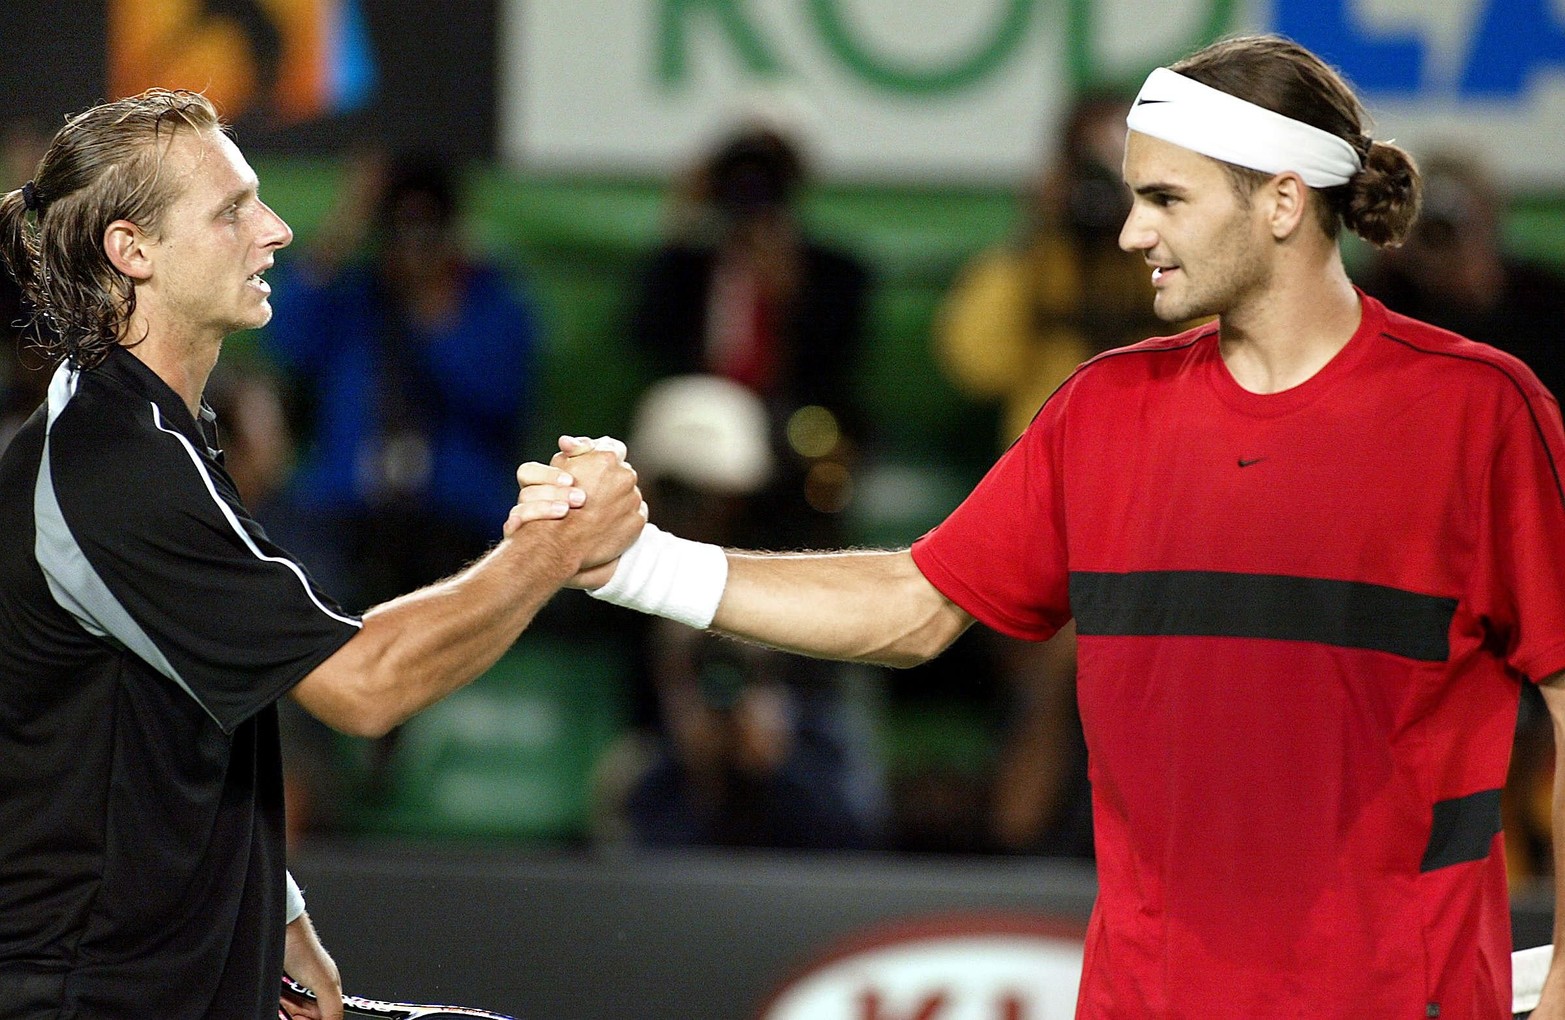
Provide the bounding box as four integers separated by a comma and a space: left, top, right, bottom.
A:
595, 375, 885, 851
627, 373, 775, 543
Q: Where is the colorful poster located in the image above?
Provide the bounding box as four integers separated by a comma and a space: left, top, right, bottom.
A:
107, 0, 375, 126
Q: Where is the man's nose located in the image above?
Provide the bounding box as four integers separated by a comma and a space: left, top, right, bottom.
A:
259, 201, 293, 250
1118, 207, 1153, 254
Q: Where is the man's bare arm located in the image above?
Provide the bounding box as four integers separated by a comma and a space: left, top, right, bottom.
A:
290, 449, 643, 737
710, 547, 973, 668
1529, 670, 1565, 1020
517, 443, 973, 669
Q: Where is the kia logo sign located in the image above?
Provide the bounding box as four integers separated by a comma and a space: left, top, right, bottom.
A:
757, 913, 1085, 1020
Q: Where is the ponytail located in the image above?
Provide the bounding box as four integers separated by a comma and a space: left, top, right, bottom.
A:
1341, 140, 1422, 249
0, 187, 46, 351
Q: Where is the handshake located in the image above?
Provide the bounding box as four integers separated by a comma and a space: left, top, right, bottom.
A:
502, 435, 730, 629
504, 434, 644, 590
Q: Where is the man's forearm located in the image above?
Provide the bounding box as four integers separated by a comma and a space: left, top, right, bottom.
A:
519, 446, 971, 666
711, 548, 971, 668
293, 447, 644, 736
292, 525, 582, 737
1551, 701, 1565, 952
1531, 675, 1565, 1017
355, 529, 583, 711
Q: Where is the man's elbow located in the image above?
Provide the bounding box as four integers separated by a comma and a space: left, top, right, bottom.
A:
303, 691, 402, 740
870, 565, 971, 668
873, 613, 969, 669
292, 660, 404, 740
889, 641, 953, 669
331, 699, 401, 740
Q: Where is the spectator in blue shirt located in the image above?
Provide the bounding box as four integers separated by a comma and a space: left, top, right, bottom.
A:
264, 150, 540, 610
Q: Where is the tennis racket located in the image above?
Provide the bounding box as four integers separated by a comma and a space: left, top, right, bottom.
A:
1514, 943, 1552, 1018
281, 975, 518, 1019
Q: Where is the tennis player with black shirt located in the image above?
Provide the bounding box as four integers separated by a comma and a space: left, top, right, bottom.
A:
0, 92, 644, 1019
523, 36, 1565, 1020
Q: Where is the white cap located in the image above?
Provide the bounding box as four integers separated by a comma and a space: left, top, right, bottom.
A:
630, 374, 775, 495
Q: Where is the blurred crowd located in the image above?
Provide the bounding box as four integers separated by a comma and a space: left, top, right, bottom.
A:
4, 98, 1563, 882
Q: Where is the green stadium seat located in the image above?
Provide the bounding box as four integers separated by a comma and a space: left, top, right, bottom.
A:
348, 636, 629, 842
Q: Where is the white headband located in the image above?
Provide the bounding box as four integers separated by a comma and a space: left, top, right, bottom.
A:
1126, 67, 1363, 188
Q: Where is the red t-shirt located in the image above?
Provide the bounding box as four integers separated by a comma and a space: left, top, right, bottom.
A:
913, 293, 1565, 1019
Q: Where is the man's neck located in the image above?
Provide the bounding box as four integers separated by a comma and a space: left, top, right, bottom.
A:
120, 320, 223, 417
1218, 259, 1362, 395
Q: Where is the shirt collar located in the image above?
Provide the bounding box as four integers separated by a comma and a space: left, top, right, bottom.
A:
96, 345, 222, 458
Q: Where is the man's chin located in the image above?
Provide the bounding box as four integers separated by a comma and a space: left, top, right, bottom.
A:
243, 303, 274, 330
1152, 293, 1209, 324
221, 309, 273, 338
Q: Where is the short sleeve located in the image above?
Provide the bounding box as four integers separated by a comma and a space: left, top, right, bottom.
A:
44, 399, 361, 733
911, 390, 1073, 641
1471, 388, 1565, 683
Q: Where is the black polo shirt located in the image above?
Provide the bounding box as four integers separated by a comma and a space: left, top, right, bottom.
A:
0, 346, 360, 1018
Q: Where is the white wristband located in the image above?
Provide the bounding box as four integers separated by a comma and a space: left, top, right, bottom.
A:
285, 870, 306, 924
588, 523, 728, 629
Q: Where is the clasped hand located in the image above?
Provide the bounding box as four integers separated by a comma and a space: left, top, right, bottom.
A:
505, 435, 646, 588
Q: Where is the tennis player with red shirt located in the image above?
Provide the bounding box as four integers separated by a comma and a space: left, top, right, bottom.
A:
521, 33, 1565, 1020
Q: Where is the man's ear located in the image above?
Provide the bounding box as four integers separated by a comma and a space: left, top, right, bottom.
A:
1263, 172, 1309, 241
103, 219, 153, 281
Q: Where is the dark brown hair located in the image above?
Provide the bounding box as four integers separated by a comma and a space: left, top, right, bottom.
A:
0, 89, 224, 369
1172, 34, 1421, 248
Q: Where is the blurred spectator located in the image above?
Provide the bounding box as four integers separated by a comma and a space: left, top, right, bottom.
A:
628, 125, 873, 548
986, 624, 1094, 858
0, 120, 53, 453
1357, 150, 1565, 401
600, 375, 887, 851
1356, 151, 1565, 886
263, 149, 541, 611
203, 364, 297, 530
929, 92, 1167, 861
935, 91, 1165, 446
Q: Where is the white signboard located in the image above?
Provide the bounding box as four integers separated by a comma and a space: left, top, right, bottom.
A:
756, 914, 1085, 1020
502, 0, 1565, 186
